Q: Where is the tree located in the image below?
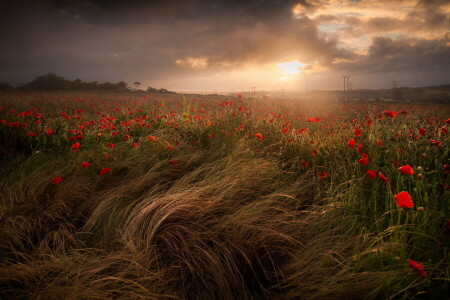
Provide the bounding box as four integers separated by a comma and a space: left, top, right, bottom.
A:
25, 73, 71, 90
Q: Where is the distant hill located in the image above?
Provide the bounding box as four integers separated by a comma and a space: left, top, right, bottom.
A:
0, 73, 177, 94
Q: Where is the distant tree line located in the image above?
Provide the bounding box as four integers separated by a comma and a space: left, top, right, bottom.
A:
146, 86, 176, 94
0, 73, 129, 91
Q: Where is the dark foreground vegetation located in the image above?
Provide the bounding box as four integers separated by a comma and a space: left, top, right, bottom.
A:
0, 91, 449, 299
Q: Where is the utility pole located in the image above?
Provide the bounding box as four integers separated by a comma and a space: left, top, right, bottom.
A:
342, 75, 350, 101
392, 80, 403, 102
349, 81, 352, 101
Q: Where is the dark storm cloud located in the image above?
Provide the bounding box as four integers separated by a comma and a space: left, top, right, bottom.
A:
0, 0, 353, 86
0, 0, 449, 89
334, 35, 450, 75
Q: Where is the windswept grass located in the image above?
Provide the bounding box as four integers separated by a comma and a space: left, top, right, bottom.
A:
0, 92, 448, 299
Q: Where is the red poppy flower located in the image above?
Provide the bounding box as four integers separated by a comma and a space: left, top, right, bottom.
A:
392, 160, 401, 167
133, 142, 138, 148
52, 176, 63, 184
419, 128, 426, 136
28, 132, 37, 137
430, 140, 442, 147
46, 128, 53, 135
347, 139, 356, 148
377, 140, 383, 147
444, 164, 450, 174
366, 170, 377, 179
441, 127, 448, 135
378, 173, 392, 184
108, 143, 115, 148
100, 167, 111, 175
383, 111, 397, 118
81, 162, 90, 168
300, 160, 309, 168
169, 159, 178, 166
168, 145, 174, 150
357, 144, 364, 154
311, 149, 318, 156
70, 142, 80, 152
358, 156, 369, 166
255, 133, 263, 140
399, 164, 414, 175
395, 191, 414, 208
444, 118, 450, 124
354, 128, 362, 137
408, 259, 427, 278
148, 136, 156, 141
318, 172, 327, 180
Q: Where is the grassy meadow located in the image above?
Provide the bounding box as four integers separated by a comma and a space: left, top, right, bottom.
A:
0, 91, 449, 299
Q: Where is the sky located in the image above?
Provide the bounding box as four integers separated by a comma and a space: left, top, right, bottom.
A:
0, 0, 449, 91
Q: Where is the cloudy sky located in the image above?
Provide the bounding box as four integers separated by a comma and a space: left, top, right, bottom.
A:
1, 0, 449, 91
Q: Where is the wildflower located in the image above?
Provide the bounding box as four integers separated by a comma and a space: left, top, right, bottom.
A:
71, 142, 81, 152
408, 259, 427, 278
354, 128, 362, 137
318, 172, 327, 180
169, 159, 178, 166
300, 160, 309, 168
52, 176, 63, 184
358, 155, 369, 166
28, 132, 37, 137
311, 149, 318, 156
366, 170, 378, 179
347, 139, 356, 148
255, 133, 263, 140
395, 191, 414, 208
100, 167, 111, 175
399, 164, 414, 175
108, 143, 115, 148
81, 162, 90, 168
383, 111, 398, 118
430, 140, 442, 147
377, 140, 383, 147
419, 128, 426, 136
148, 136, 156, 141
168, 145, 174, 150
378, 173, 392, 184
357, 144, 364, 154
444, 164, 450, 174
46, 128, 53, 135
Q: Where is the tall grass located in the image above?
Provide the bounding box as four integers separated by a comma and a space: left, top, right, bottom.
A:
0, 91, 448, 299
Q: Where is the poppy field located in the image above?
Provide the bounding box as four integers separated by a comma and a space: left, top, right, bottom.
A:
0, 91, 449, 299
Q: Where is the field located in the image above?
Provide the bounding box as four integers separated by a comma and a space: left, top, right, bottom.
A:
0, 91, 449, 299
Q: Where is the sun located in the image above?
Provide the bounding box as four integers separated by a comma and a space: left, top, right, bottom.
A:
276, 61, 303, 81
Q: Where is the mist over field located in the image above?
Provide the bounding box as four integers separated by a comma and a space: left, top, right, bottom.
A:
0, 1, 449, 299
